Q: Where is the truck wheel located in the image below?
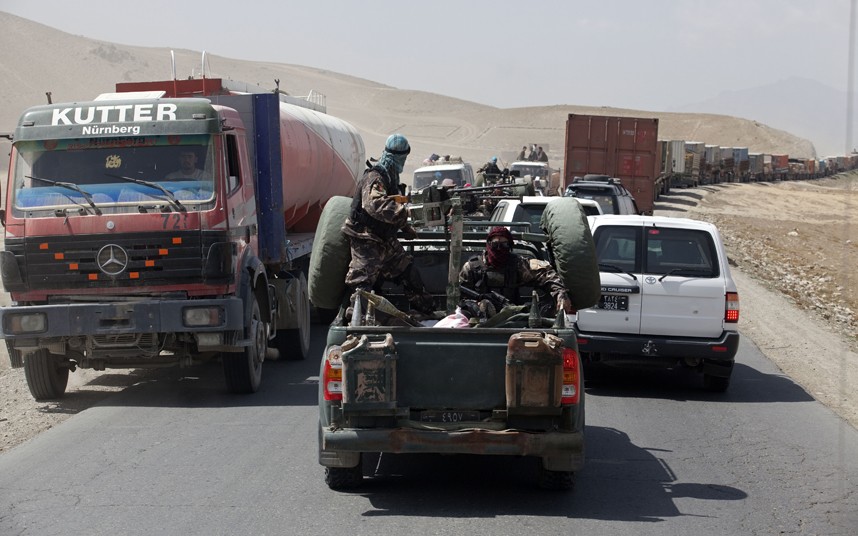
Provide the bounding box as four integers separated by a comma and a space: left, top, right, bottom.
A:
5, 340, 23, 368
703, 373, 730, 392
325, 456, 363, 490
23, 349, 69, 400
537, 465, 575, 491
540, 198, 601, 310
308, 196, 352, 310
275, 273, 311, 360
223, 295, 265, 393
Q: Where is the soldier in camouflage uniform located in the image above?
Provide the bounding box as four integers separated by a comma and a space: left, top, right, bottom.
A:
459, 226, 573, 317
342, 133, 435, 314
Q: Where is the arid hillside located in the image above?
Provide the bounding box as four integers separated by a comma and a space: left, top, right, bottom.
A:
0, 11, 816, 181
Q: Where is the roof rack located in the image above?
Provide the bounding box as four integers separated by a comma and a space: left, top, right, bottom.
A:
572, 174, 621, 184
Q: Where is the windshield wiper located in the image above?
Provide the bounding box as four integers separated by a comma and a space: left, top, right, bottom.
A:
26, 175, 102, 216
107, 173, 186, 213
658, 267, 711, 281
598, 262, 638, 280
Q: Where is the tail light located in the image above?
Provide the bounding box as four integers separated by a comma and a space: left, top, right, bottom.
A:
323, 346, 343, 401
725, 292, 740, 323
561, 347, 580, 405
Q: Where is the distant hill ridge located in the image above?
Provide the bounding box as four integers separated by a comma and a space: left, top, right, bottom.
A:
0, 10, 816, 178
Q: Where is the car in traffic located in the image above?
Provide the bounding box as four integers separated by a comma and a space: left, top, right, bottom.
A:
564, 175, 639, 215
575, 214, 740, 391
490, 196, 602, 233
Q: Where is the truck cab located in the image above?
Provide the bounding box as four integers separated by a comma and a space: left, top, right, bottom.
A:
0, 77, 364, 400
412, 158, 474, 193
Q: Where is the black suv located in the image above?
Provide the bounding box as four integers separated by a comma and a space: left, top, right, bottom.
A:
563, 175, 639, 215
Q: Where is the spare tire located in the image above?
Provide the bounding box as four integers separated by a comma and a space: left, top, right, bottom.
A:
539, 198, 601, 310
308, 196, 352, 310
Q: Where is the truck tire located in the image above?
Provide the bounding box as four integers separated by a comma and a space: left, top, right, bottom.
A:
223, 294, 265, 393
308, 196, 352, 310
539, 198, 601, 310
274, 273, 311, 361
537, 465, 575, 490
23, 349, 69, 400
325, 456, 363, 490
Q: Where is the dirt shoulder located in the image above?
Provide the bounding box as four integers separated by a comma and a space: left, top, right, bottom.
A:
1, 175, 856, 454
655, 173, 857, 428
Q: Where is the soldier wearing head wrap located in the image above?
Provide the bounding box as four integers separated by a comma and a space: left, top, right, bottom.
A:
459, 226, 573, 317
343, 134, 435, 314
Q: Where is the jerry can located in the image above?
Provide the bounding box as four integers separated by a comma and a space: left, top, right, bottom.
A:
341, 333, 398, 410
505, 331, 564, 411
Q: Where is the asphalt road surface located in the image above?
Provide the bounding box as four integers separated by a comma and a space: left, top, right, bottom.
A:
0, 324, 856, 536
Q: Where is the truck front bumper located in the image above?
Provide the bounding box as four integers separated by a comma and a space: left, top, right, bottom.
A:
0, 298, 245, 339
321, 427, 585, 471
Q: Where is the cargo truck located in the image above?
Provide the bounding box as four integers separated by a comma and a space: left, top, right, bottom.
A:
0, 76, 364, 400
562, 114, 661, 215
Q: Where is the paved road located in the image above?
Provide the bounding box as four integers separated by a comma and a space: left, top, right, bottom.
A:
0, 325, 856, 535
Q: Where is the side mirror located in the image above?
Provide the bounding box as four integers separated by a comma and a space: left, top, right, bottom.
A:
0, 208, 6, 228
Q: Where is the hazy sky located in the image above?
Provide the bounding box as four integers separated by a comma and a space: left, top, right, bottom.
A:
2, 0, 854, 111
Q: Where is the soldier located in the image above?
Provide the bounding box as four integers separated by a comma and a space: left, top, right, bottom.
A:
342, 133, 435, 315
459, 226, 573, 317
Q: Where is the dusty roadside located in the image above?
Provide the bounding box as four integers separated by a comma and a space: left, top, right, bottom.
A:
1, 175, 856, 453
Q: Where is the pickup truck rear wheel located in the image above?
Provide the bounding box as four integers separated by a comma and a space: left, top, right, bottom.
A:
274, 273, 311, 360
223, 295, 265, 393
537, 465, 575, 490
324, 456, 363, 490
23, 349, 69, 400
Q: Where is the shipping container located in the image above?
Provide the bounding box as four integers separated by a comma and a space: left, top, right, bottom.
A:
563, 114, 660, 214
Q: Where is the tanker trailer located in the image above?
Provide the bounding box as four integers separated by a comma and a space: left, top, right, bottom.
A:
0, 77, 365, 400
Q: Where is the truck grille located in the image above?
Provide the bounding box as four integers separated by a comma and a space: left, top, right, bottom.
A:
3, 231, 233, 291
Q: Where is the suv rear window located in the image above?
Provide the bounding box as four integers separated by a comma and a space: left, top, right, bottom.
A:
594, 226, 720, 277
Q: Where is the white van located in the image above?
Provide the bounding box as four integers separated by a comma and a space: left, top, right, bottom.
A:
575, 215, 740, 391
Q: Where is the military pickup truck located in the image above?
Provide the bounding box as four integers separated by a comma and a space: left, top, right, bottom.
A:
308, 193, 600, 490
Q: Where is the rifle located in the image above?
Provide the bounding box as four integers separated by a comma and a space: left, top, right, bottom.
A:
459, 285, 513, 310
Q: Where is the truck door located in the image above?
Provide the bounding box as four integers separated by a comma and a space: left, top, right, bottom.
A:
638, 225, 726, 338
577, 223, 643, 334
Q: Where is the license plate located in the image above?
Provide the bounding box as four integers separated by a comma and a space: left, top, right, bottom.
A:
598, 294, 628, 311
420, 410, 480, 423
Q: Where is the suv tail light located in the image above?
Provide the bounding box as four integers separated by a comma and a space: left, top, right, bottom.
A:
323, 346, 343, 401
561, 348, 581, 405
725, 292, 740, 323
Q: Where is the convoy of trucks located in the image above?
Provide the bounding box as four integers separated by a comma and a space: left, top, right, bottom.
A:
0, 77, 364, 400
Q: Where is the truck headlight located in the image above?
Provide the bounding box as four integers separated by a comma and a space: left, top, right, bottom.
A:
4, 313, 47, 334
183, 306, 223, 327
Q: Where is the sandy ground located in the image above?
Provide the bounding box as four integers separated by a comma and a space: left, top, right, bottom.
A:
1, 174, 856, 453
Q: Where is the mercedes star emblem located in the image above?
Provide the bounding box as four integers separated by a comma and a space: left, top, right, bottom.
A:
96, 244, 129, 276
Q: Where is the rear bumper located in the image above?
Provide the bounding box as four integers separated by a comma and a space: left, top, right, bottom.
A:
321, 427, 585, 471
576, 330, 740, 364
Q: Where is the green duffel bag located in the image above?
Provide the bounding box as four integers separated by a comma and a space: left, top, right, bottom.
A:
539, 198, 601, 310
308, 196, 352, 310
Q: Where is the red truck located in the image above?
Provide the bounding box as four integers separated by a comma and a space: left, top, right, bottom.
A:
0, 76, 364, 400
562, 114, 661, 215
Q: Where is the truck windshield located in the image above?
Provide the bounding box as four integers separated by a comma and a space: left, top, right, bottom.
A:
510, 164, 548, 179
10, 135, 216, 215
412, 170, 464, 192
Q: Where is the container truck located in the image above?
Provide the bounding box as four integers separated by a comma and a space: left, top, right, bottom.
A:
563, 114, 660, 214
0, 76, 365, 400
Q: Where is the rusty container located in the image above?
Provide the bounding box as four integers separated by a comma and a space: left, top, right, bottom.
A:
341, 333, 398, 411
505, 332, 564, 412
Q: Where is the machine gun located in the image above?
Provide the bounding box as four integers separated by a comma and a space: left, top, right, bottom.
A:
459, 285, 513, 311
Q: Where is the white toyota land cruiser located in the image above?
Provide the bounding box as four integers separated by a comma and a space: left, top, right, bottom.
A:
575, 215, 740, 391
